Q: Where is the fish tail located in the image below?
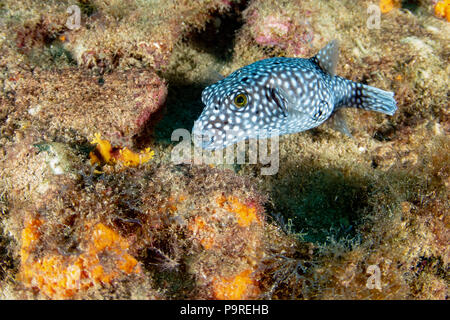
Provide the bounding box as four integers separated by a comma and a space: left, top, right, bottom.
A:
335, 78, 397, 116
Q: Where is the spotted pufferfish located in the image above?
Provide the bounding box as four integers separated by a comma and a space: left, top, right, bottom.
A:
192, 40, 397, 150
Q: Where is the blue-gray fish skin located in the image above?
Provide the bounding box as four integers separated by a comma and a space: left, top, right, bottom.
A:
193, 40, 397, 150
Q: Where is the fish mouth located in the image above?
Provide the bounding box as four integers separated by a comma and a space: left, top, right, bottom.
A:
192, 125, 217, 150
193, 133, 216, 150
192, 132, 241, 151
192, 120, 220, 150
192, 121, 243, 150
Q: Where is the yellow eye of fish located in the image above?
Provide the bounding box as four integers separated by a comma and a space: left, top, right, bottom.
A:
234, 93, 247, 108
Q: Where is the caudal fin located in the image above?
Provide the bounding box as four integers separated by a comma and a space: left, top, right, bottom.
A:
347, 81, 397, 116
338, 78, 397, 116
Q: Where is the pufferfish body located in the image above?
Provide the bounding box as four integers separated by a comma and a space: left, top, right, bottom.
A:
193, 40, 397, 150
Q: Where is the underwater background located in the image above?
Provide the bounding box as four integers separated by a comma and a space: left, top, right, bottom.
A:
0, 0, 448, 299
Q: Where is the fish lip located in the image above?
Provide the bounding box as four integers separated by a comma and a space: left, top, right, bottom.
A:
192, 120, 220, 149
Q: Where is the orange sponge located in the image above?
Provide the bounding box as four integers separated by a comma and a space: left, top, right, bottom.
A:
212, 269, 260, 300
90, 133, 154, 167
19, 219, 141, 299
435, 0, 450, 22
379, 0, 400, 13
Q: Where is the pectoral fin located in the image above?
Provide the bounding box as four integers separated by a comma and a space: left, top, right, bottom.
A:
269, 87, 308, 118
326, 109, 352, 137
269, 87, 290, 117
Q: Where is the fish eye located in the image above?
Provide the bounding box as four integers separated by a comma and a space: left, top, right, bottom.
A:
233, 93, 247, 108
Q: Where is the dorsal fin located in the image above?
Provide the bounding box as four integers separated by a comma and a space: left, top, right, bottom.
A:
314, 40, 340, 76
205, 70, 225, 84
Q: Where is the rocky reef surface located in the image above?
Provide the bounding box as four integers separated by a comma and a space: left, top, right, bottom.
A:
0, 0, 448, 299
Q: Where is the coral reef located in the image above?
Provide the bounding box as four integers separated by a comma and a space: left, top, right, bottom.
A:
0, 0, 448, 300
2, 68, 167, 148
1, 0, 240, 72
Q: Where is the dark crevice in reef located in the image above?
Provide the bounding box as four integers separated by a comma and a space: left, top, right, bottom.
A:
153, 2, 248, 146
0, 231, 17, 283
186, 0, 248, 63
152, 82, 206, 146
401, 0, 421, 13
